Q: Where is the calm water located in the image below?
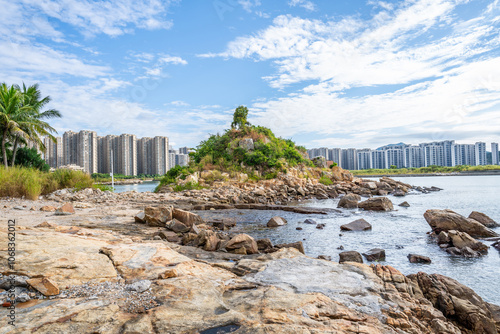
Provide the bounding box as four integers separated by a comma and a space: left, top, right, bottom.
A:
113, 181, 159, 193
197, 175, 500, 305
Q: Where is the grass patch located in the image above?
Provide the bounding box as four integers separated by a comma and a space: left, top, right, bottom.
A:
0, 166, 95, 200
319, 176, 333, 185
173, 182, 204, 192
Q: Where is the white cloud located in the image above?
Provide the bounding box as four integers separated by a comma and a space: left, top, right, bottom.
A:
206, 0, 500, 147
160, 56, 188, 65
18, 0, 175, 38
0, 40, 109, 79
170, 100, 190, 107
288, 0, 316, 11
238, 0, 261, 13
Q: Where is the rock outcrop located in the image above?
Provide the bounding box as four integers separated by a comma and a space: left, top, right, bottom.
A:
358, 197, 394, 211
337, 193, 361, 208
340, 218, 372, 231
424, 209, 499, 238
469, 211, 500, 228
436, 230, 489, 257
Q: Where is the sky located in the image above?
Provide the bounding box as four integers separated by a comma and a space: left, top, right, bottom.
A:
1, 0, 500, 149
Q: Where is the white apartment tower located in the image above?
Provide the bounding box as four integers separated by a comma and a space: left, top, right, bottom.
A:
492, 143, 499, 165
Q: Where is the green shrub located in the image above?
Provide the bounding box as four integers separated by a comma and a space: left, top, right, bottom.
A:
319, 176, 333, 185
93, 184, 114, 192
173, 182, 203, 192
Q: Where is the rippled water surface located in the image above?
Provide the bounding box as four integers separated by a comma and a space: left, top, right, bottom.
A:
198, 175, 500, 305
113, 181, 159, 193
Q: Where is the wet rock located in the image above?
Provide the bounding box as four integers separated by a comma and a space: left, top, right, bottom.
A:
296, 227, 302, 230
303, 219, 316, 224
27, 277, 60, 296
392, 189, 406, 197
225, 234, 258, 254
256, 238, 273, 252
492, 241, 500, 251
448, 230, 488, 254
358, 197, 393, 211
55, 203, 75, 215
125, 280, 151, 293
407, 254, 431, 264
337, 193, 361, 209
144, 206, 173, 227
424, 209, 498, 238
267, 216, 287, 227
173, 208, 204, 227
167, 218, 191, 233
398, 201, 410, 207
340, 218, 372, 231
316, 223, 325, 229
339, 251, 363, 264
275, 241, 305, 254
317, 255, 331, 261
409, 272, 498, 333
468, 211, 500, 228
362, 248, 386, 261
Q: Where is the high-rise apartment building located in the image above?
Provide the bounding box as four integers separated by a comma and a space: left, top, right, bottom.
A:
62, 130, 98, 173
356, 149, 372, 170
341, 148, 358, 170
474, 142, 487, 166
492, 143, 499, 165
152, 136, 169, 175
43, 136, 63, 168
403, 145, 425, 168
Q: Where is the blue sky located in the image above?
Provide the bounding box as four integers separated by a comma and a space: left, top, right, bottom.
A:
2, 0, 500, 149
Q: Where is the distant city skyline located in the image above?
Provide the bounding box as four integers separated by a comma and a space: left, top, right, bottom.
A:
308, 140, 499, 171
2, 1, 499, 149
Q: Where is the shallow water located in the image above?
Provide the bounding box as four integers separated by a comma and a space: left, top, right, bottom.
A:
113, 181, 159, 193
197, 175, 500, 306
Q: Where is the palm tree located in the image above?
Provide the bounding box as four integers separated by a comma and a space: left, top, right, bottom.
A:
0, 83, 61, 168
0, 83, 24, 167
10, 83, 61, 166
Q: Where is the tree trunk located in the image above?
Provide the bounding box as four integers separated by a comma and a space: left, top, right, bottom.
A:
1, 131, 8, 168
11, 136, 19, 167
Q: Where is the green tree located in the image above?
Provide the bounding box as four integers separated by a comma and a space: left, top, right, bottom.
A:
10, 83, 61, 166
390, 165, 397, 169
9, 147, 50, 171
231, 105, 250, 130
0, 84, 25, 167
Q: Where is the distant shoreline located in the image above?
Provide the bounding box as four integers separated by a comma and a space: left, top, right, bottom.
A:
354, 170, 500, 177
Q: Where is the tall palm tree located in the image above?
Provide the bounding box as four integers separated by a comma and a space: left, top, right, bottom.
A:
10, 83, 61, 166
0, 83, 24, 167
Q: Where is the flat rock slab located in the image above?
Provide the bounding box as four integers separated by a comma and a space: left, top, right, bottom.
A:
100, 243, 191, 280
340, 219, 372, 231
0, 231, 117, 287
246, 256, 384, 318
362, 249, 386, 262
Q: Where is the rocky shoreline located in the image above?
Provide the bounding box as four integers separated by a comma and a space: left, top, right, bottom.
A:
0, 173, 499, 333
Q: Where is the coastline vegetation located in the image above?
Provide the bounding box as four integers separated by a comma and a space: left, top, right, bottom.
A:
156, 106, 312, 191
0, 166, 94, 200
351, 164, 500, 176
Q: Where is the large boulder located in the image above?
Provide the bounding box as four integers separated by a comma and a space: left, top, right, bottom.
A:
424, 209, 499, 238
468, 211, 500, 228
144, 206, 173, 227
330, 166, 353, 182
407, 254, 431, 264
340, 219, 372, 231
166, 219, 191, 233
409, 272, 499, 334
172, 208, 204, 227
362, 248, 386, 261
337, 193, 361, 209
311, 156, 327, 168
275, 241, 305, 254
339, 251, 363, 263
436, 230, 489, 257
225, 234, 259, 254
239, 138, 254, 151
358, 197, 393, 211
267, 216, 287, 227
